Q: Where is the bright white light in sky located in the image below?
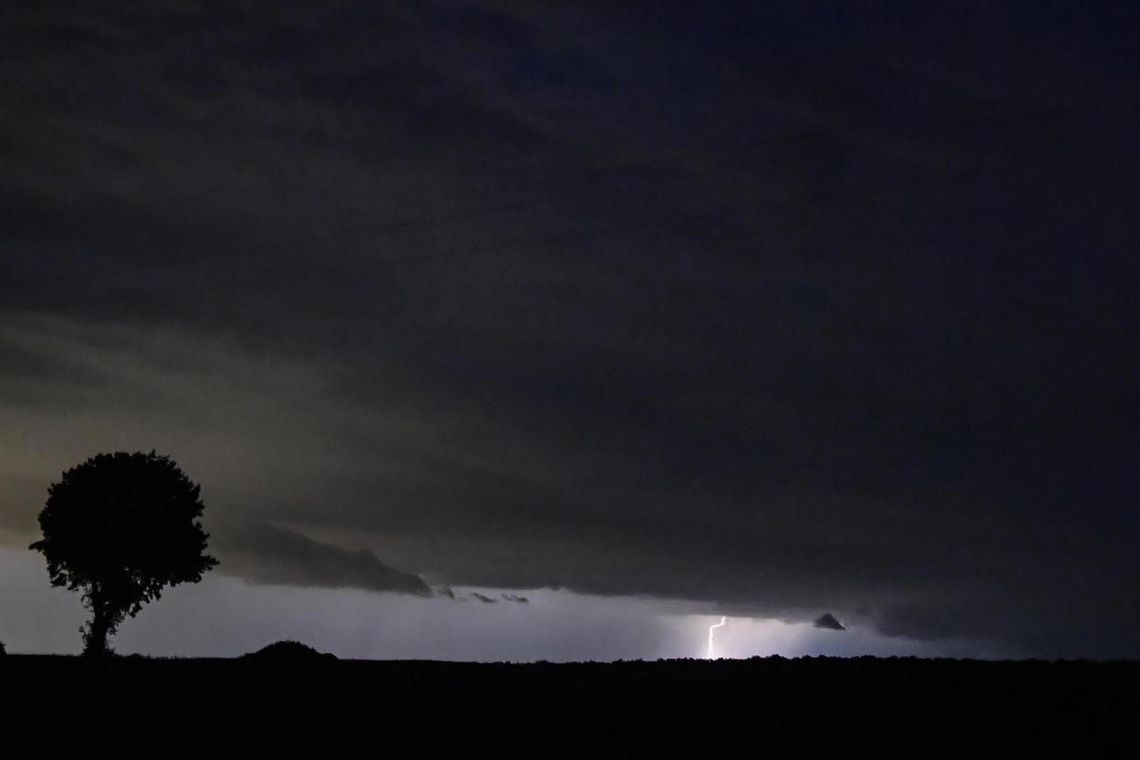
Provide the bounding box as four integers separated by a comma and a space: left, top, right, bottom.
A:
689, 613, 991, 659
707, 615, 727, 659
0, 548, 991, 660
697, 615, 819, 659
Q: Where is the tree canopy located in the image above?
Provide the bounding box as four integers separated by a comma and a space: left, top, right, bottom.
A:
30, 451, 218, 655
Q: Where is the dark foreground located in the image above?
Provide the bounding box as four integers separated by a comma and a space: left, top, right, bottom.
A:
1, 655, 1134, 758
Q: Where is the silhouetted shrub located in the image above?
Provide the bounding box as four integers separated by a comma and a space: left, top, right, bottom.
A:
241, 640, 337, 662
0, 640, 6, 655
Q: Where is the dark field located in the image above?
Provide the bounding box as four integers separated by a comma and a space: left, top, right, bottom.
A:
1, 655, 1134, 758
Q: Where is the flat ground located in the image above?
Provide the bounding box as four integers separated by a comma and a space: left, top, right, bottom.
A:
0, 655, 1133, 757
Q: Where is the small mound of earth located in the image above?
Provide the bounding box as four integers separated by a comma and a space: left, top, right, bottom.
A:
241, 640, 337, 661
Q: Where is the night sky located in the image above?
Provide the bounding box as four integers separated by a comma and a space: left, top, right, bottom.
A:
2, 1, 1137, 660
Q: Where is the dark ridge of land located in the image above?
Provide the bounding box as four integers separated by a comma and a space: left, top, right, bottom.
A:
0, 655, 1133, 758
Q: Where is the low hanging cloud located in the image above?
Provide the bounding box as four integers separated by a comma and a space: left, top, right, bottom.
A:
813, 613, 846, 631
219, 524, 431, 596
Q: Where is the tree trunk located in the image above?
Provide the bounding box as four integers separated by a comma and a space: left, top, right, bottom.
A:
84, 587, 111, 657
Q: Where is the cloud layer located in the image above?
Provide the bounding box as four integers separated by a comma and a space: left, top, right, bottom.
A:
2, 1, 1138, 658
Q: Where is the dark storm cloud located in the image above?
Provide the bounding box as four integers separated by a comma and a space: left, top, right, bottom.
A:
813, 614, 845, 631
2, 1, 1138, 657
220, 524, 431, 596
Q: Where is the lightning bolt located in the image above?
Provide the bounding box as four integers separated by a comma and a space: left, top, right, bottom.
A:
707, 616, 727, 659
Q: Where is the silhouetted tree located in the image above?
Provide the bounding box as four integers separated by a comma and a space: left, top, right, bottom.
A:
29, 451, 218, 656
